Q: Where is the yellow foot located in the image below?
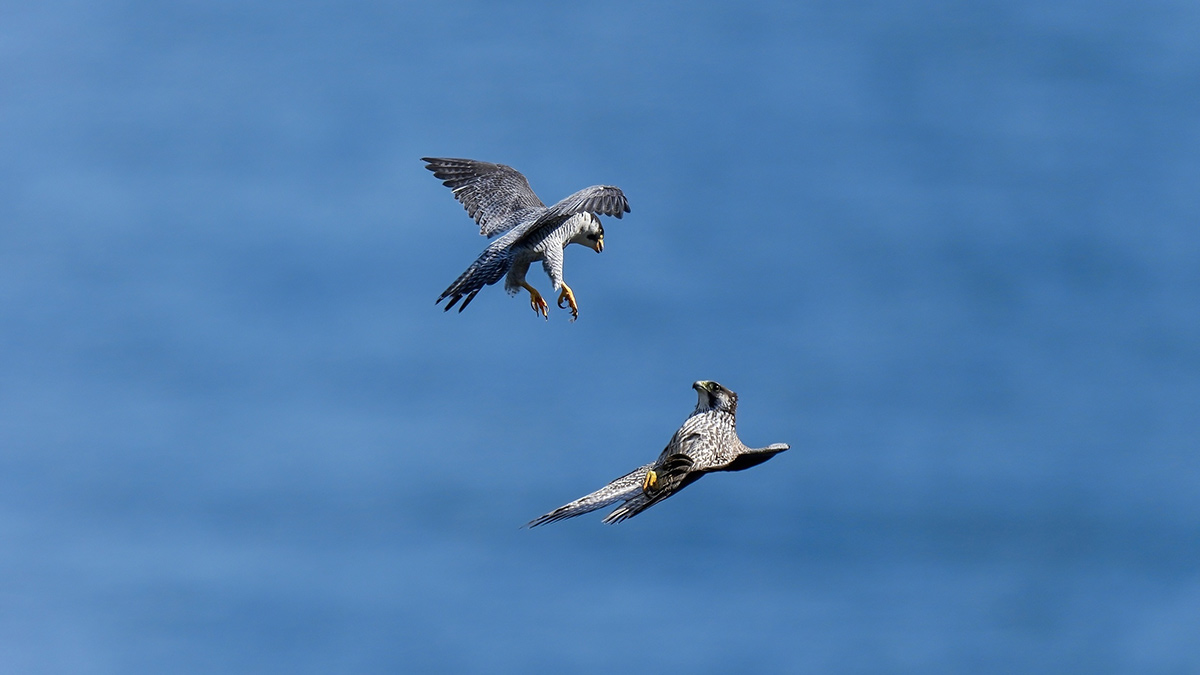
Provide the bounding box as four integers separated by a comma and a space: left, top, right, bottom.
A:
522, 283, 548, 319
556, 283, 579, 322
642, 469, 658, 492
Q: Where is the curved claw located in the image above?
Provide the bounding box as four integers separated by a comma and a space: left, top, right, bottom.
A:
522, 283, 548, 319
642, 469, 658, 493
531, 295, 548, 319
557, 283, 579, 322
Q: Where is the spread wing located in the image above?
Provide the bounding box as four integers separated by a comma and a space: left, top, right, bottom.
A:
714, 443, 790, 472
422, 157, 546, 237
526, 463, 654, 527
544, 184, 630, 222
506, 184, 631, 248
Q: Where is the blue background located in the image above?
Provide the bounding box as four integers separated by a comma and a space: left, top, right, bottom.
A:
3, 1, 1199, 672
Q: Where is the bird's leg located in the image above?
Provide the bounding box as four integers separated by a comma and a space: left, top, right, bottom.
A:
641, 469, 658, 493
521, 281, 548, 319
556, 282, 579, 321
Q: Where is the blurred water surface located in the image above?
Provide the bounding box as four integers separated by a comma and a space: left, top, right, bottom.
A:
2, 1, 1198, 672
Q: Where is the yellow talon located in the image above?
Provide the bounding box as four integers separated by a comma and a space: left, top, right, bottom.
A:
642, 469, 658, 492
557, 283, 579, 321
521, 282, 548, 319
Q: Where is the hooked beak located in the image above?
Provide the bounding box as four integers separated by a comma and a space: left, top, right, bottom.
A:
692, 380, 714, 392
593, 237, 604, 253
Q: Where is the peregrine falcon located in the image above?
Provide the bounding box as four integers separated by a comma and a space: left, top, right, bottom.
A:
528, 381, 790, 526
423, 157, 631, 320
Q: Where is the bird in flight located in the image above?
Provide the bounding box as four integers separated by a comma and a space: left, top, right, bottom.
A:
528, 381, 790, 526
423, 157, 630, 321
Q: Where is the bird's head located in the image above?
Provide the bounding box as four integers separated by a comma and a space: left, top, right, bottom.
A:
693, 380, 738, 415
567, 213, 604, 253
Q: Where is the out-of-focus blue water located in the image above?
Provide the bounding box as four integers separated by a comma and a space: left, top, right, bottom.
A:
2, 1, 1198, 672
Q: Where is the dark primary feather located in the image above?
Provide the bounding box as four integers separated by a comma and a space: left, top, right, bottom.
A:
506, 185, 632, 251
595, 440, 684, 525
543, 184, 631, 220
652, 453, 696, 491
422, 157, 545, 237
602, 453, 705, 523
717, 444, 790, 472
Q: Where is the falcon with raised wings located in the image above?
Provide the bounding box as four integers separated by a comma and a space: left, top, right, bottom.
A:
423, 157, 630, 320
528, 381, 790, 526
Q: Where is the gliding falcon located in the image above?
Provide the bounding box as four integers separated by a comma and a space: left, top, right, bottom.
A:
528, 381, 790, 526
423, 157, 631, 321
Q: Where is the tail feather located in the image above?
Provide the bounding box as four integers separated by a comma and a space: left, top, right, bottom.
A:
437, 244, 511, 312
